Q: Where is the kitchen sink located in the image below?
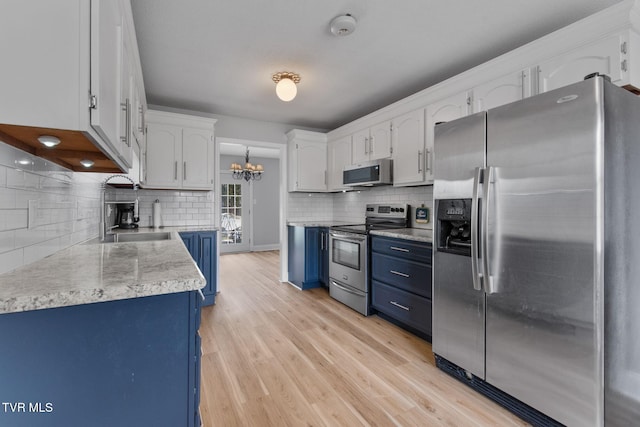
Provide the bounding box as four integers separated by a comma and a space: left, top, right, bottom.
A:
86, 232, 173, 244
114, 232, 172, 242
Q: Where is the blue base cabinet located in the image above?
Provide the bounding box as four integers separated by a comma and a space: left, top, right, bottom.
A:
0, 291, 202, 427
288, 226, 329, 289
180, 230, 217, 306
371, 235, 433, 339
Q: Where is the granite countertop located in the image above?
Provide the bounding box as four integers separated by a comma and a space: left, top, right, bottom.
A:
112, 225, 220, 234
0, 230, 206, 315
287, 221, 359, 227
370, 228, 433, 243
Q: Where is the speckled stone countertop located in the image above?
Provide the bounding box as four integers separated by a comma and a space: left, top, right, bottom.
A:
370, 228, 433, 243
112, 225, 220, 234
0, 230, 206, 315
287, 221, 359, 227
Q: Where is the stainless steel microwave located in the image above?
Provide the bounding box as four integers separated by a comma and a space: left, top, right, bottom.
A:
343, 158, 393, 186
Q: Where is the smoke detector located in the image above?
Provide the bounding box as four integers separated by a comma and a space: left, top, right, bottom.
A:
330, 14, 357, 36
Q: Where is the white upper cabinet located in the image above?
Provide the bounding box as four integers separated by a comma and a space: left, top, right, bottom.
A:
327, 136, 352, 191
90, 0, 122, 154
425, 90, 472, 183
538, 34, 627, 93
287, 130, 328, 192
392, 109, 426, 186
117, 26, 133, 169
474, 69, 532, 112
143, 111, 216, 190
144, 122, 182, 188
352, 121, 392, 164
0, 0, 145, 173
182, 127, 214, 189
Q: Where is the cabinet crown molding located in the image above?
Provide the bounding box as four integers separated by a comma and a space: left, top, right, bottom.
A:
146, 110, 217, 128
286, 129, 327, 143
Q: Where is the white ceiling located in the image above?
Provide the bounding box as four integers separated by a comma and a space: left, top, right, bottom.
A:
131, 0, 622, 131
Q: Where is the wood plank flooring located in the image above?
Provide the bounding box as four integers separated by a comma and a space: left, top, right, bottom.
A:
199, 251, 529, 426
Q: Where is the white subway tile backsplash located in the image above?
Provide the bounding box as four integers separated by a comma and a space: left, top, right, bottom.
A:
0, 166, 6, 187
0, 230, 15, 254
0, 249, 24, 275
0, 187, 16, 209
110, 187, 214, 228
0, 142, 104, 273
288, 185, 434, 229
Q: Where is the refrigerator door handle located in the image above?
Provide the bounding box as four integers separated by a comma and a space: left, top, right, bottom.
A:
471, 167, 484, 291
482, 166, 496, 294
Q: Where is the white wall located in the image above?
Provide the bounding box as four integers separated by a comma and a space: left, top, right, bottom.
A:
0, 142, 103, 274
245, 156, 280, 249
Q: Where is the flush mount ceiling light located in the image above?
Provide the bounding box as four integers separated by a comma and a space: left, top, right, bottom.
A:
37, 135, 61, 148
330, 14, 357, 36
80, 159, 95, 168
272, 72, 300, 102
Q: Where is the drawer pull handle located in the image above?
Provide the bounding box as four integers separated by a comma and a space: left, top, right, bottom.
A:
390, 301, 410, 311
390, 246, 409, 253
390, 270, 409, 278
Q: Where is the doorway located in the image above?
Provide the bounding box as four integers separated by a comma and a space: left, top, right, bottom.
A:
217, 138, 283, 257
220, 175, 250, 253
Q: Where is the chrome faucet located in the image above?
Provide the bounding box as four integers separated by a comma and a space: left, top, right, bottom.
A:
100, 175, 139, 240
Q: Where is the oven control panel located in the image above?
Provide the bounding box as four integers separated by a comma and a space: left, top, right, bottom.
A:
365, 203, 409, 218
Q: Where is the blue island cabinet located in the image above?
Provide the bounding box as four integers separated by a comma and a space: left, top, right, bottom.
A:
180, 230, 218, 305
0, 291, 202, 427
288, 226, 329, 289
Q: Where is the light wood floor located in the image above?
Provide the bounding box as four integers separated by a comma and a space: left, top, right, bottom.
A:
199, 251, 529, 427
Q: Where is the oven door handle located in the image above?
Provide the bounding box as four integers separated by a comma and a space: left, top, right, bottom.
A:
329, 232, 366, 242
331, 280, 363, 296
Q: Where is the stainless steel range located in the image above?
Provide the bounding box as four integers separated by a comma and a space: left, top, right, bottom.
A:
329, 203, 409, 315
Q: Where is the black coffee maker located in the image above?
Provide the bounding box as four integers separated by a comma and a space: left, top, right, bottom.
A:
116, 202, 139, 229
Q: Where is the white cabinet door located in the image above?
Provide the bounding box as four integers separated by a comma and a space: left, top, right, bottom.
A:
182, 128, 213, 189
351, 128, 370, 164
369, 120, 392, 160
296, 141, 327, 191
90, 0, 122, 152
474, 70, 531, 112
145, 122, 182, 188
327, 136, 352, 191
118, 32, 133, 168
392, 109, 425, 186
538, 34, 625, 93
426, 90, 471, 183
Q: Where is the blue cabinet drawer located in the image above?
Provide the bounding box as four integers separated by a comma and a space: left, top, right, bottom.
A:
372, 280, 432, 336
371, 252, 432, 298
371, 236, 432, 264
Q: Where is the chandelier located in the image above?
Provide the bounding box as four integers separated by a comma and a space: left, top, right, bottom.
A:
230, 148, 264, 181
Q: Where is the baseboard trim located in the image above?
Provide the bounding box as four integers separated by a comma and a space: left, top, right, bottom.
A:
251, 244, 280, 252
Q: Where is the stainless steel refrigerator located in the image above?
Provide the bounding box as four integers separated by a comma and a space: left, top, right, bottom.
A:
432, 75, 640, 427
